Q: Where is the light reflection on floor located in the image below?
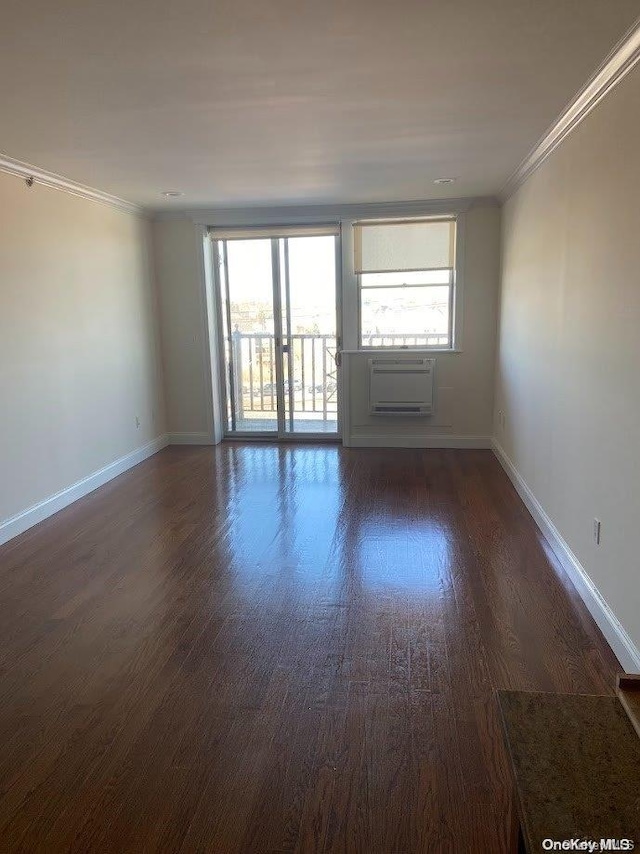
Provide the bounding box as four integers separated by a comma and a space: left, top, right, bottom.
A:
219, 443, 451, 600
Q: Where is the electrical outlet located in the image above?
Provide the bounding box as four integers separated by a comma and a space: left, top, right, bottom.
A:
135, 416, 141, 429
593, 518, 601, 545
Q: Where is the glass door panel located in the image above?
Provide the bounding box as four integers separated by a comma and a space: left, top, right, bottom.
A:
280, 236, 339, 435
216, 230, 340, 439
219, 238, 278, 434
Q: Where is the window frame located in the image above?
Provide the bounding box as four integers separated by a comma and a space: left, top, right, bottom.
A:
355, 215, 463, 352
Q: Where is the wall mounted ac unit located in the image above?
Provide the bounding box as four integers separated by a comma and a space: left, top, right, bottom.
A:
369, 357, 434, 416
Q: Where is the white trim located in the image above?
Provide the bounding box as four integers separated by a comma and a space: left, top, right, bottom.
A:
0, 435, 169, 547
340, 340, 352, 447
348, 434, 491, 449
501, 15, 640, 201
492, 439, 640, 672
334, 227, 345, 441
0, 151, 144, 216
452, 212, 465, 350
208, 224, 340, 239
151, 196, 499, 224
168, 432, 214, 445
203, 233, 225, 445
194, 227, 220, 444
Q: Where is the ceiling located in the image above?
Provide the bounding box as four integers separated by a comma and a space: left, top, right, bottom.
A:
1, 0, 638, 210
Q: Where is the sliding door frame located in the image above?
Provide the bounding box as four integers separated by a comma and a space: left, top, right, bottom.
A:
211, 227, 343, 442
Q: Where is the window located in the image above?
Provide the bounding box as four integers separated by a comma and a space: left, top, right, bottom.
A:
354, 217, 457, 349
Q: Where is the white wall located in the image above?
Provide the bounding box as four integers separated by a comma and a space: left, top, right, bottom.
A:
152, 219, 213, 441
494, 63, 640, 663
0, 173, 166, 534
152, 202, 500, 445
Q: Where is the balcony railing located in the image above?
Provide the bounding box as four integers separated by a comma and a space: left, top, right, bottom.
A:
361, 334, 449, 348
229, 331, 447, 422
230, 332, 337, 422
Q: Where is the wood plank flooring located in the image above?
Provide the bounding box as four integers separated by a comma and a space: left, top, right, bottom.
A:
0, 445, 619, 853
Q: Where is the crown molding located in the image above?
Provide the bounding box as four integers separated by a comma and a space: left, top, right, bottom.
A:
0, 152, 144, 216
150, 195, 499, 224
500, 15, 640, 202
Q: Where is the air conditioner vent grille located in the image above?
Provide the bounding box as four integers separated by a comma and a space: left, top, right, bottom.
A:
369, 357, 435, 417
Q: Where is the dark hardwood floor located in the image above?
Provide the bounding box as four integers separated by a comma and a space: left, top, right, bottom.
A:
0, 445, 619, 853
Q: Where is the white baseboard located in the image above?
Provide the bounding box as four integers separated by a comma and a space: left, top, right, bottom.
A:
348, 434, 492, 449
0, 434, 169, 547
168, 432, 213, 445
492, 438, 640, 672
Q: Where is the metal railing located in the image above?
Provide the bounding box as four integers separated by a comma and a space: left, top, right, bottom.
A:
230, 332, 338, 422
362, 333, 449, 348
229, 331, 448, 421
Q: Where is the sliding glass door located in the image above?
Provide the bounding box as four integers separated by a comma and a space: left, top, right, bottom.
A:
214, 229, 340, 439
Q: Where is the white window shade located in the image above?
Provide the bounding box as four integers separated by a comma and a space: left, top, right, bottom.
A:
353, 218, 455, 274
